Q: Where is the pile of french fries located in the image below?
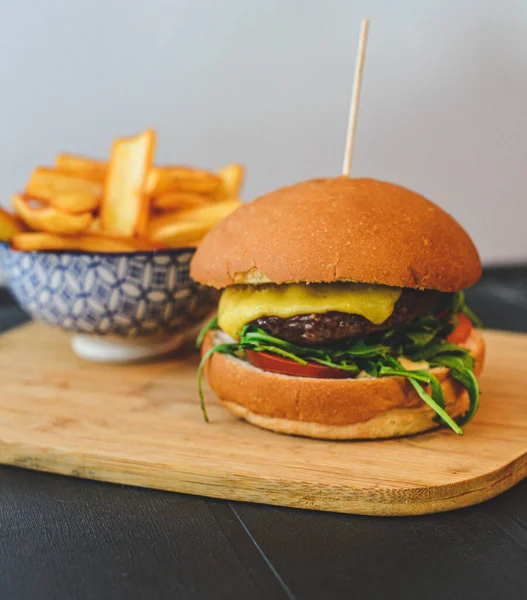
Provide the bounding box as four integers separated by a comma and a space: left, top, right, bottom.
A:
0, 129, 243, 252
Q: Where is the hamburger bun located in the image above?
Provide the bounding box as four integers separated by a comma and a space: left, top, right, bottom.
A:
191, 177, 481, 292
202, 329, 485, 440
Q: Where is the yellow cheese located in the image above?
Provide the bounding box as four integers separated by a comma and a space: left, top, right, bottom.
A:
218, 282, 402, 339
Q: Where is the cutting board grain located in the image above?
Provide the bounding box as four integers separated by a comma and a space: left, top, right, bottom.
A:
1, 323, 526, 516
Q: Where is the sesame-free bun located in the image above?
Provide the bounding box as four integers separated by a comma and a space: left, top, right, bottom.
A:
203, 329, 485, 440
191, 177, 481, 291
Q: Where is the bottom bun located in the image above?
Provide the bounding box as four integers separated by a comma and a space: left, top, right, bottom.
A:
203, 330, 485, 440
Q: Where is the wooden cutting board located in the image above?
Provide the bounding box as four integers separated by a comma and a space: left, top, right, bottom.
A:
1, 322, 526, 516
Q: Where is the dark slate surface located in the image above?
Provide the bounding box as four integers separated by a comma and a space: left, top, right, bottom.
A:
1, 266, 527, 600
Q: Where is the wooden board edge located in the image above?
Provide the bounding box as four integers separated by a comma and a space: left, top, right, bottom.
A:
2, 441, 526, 516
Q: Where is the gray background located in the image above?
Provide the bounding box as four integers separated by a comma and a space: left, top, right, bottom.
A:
1, 0, 525, 263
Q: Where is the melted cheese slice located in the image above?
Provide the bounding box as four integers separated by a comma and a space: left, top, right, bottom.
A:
218, 282, 402, 339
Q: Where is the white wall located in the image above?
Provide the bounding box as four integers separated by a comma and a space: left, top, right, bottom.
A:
1, 0, 526, 263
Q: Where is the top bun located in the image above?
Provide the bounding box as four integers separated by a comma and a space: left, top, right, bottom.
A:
191, 177, 481, 291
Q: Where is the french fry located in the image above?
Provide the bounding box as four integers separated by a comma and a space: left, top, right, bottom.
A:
148, 199, 242, 246
75, 235, 157, 252
101, 129, 155, 237
146, 167, 221, 196
151, 191, 210, 211
0, 207, 26, 241
49, 191, 100, 214
26, 168, 102, 202
176, 198, 242, 224
11, 129, 244, 254
11, 232, 156, 253
87, 217, 102, 233
12, 194, 93, 235
216, 163, 244, 200
147, 217, 211, 247
55, 154, 107, 182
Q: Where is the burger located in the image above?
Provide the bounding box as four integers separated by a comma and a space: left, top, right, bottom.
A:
190, 177, 484, 440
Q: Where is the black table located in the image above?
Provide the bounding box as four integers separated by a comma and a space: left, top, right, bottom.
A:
1, 266, 527, 600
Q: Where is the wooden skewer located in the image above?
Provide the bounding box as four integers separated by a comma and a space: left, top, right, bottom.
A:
342, 19, 370, 177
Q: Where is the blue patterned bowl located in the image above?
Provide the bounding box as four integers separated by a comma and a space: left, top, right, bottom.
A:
0, 244, 218, 362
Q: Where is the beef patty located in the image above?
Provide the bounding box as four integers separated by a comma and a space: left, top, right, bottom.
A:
251, 289, 446, 345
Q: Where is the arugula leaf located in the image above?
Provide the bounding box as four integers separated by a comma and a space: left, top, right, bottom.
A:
423, 342, 470, 356
408, 378, 463, 435
451, 291, 465, 314
430, 355, 480, 426
452, 291, 483, 328
461, 304, 483, 329
406, 329, 440, 346
196, 314, 219, 348
357, 359, 379, 377
377, 356, 461, 433
250, 344, 308, 364
310, 357, 360, 373
340, 339, 391, 358
197, 342, 239, 422
450, 368, 480, 426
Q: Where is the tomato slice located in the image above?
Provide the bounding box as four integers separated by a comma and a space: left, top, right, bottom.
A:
447, 313, 473, 344
246, 350, 353, 379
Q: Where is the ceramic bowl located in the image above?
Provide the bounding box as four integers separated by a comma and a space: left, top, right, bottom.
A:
0, 244, 218, 362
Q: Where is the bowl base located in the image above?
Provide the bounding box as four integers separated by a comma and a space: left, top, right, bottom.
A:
71, 325, 202, 363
